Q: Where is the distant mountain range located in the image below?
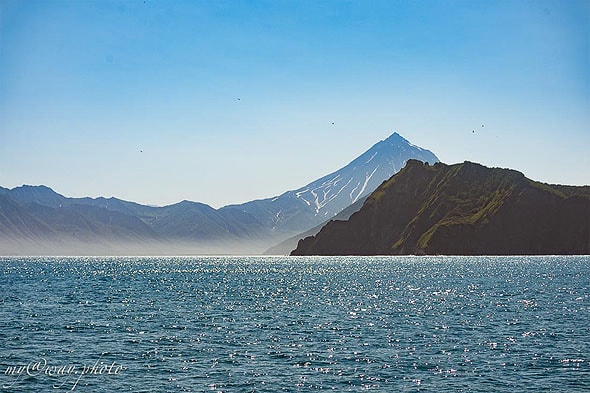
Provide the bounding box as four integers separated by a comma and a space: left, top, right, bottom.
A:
292, 160, 590, 255
0, 132, 438, 255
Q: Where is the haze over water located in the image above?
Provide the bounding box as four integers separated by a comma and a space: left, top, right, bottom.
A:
1, 256, 588, 392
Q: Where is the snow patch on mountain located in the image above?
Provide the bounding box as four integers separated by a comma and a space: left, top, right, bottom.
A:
223, 131, 439, 235
353, 166, 379, 203
286, 132, 439, 219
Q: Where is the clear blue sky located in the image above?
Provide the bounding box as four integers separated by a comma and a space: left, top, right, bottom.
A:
1, 0, 588, 207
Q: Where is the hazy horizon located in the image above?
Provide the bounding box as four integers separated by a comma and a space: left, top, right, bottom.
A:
1, 1, 588, 208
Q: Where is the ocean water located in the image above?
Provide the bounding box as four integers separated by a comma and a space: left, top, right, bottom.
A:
0, 256, 588, 392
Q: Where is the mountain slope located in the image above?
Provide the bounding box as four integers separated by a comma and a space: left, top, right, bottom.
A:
263, 195, 368, 255
292, 160, 590, 255
0, 195, 56, 241
147, 201, 268, 241
225, 132, 439, 234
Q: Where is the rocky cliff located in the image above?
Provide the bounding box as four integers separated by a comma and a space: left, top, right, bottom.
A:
291, 160, 590, 255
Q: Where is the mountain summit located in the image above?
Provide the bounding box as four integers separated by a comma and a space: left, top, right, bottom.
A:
291, 132, 437, 217
227, 132, 439, 235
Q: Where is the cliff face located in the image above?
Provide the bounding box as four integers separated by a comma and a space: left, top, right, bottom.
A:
291, 160, 590, 255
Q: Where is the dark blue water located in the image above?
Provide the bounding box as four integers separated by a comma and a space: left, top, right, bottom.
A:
1, 256, 588, 392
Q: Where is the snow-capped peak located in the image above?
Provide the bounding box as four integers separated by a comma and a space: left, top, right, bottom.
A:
289, 132, 439, 218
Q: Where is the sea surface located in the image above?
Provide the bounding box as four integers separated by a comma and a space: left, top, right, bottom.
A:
0, 256, 588, 392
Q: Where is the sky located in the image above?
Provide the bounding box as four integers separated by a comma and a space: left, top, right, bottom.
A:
1, 0, 588, 208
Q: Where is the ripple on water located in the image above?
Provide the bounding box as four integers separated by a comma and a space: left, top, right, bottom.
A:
0, 256, 588, 392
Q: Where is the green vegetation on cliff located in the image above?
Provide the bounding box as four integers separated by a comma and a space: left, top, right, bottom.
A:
291, 160, 590, 255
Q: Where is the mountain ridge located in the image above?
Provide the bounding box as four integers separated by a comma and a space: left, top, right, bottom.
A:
291, 160, 590, 256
